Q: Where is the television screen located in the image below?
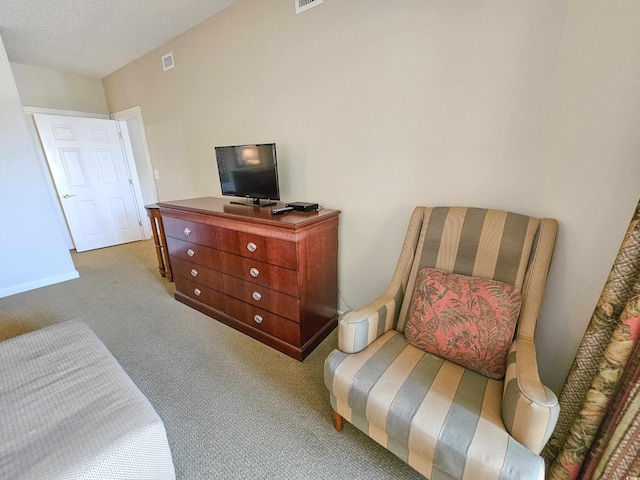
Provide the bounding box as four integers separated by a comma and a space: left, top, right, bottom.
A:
215, 143, 280, 206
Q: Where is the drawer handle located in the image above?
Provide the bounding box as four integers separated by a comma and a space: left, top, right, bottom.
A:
249, 267, 260, 278
187, 248, 195, 257
252, 291, 262, 301
247, 242, 257, 252
191, 269, 198, 277
194, 288, 202, 296
183, 227, 192, 236
254, 314, 264, 324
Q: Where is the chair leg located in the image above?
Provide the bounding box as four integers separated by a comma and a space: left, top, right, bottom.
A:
334, 411, 343, 431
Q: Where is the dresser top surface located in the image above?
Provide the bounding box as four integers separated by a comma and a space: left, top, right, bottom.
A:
157, 197, 339, 229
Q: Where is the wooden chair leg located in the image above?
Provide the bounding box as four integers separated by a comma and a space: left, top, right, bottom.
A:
334, 411, 343, 431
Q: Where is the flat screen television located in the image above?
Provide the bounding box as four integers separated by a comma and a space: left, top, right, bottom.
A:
214, 143, 280, 207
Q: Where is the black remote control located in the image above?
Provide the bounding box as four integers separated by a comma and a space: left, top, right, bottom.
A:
271, 206, 294, 215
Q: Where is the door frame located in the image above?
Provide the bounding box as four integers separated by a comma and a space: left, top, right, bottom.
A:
110, 106, 158, 205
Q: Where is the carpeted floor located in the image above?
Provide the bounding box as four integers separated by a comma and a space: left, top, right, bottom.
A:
0, 239, 423, 479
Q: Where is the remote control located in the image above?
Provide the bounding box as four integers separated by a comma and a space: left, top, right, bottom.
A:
271, 206, 294, 215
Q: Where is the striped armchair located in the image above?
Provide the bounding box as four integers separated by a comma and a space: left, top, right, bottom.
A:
324, 207, 559, 480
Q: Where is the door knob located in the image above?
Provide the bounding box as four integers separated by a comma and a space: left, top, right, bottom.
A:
62, 194, 76, 199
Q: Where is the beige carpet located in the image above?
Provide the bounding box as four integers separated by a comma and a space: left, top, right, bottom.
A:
0, 239, 423, 480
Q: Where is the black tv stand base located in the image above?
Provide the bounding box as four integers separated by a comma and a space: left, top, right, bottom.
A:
230, 198, 276, 207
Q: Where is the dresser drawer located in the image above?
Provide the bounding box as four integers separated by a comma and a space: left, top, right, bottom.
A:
171, 257, 223, 292
166, 237, 219, 270
217, 228, 297, 269
225, 297, 300, 346
175, 276, 225, 311
163, 215, 218, 248
218, 252, 299, 297
222, 274, 300, 322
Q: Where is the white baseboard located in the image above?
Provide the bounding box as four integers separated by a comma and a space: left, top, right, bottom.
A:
0, 271, 80, 299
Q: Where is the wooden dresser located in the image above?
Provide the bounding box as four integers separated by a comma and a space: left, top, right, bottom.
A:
157, 197, 340, 360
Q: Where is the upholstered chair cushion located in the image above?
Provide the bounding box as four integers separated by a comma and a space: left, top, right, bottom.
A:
325, 330, 546, 480
405, 268, 521, 379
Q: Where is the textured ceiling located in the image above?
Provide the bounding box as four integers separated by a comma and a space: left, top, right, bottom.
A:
0, 0, 239, 78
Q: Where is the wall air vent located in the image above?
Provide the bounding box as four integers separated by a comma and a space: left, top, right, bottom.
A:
295, 0, 323, 15
161, 52, 174, 72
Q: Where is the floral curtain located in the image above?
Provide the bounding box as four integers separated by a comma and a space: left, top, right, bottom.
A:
543, 199, 640, 479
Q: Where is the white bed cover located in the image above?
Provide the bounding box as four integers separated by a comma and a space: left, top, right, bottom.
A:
0, 320, 176, 479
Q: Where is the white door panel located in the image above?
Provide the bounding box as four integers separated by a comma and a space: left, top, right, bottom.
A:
35, 114, 143, 252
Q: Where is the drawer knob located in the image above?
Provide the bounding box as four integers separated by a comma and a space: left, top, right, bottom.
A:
249, 267, 260, 278
194, 288, 202, 296
252, 291, 262, 301
191, 269, 198, 277
187, 248, 195, 257
247, 242, 257, 252
254, 314, 264, 324
183, 227, 192, 236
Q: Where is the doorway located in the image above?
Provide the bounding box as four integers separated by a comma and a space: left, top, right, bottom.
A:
24, 107, 156, 252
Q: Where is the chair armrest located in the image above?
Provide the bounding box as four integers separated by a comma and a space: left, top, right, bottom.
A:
338, 207, 426, 354
502, 338, 560, 454
338, 288, 404, 354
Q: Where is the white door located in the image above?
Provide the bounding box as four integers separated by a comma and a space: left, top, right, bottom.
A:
34, 114, 144, 252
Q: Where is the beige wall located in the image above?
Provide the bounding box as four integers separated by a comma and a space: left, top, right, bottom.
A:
102, 0, 640, 393
11, 62, 108, 114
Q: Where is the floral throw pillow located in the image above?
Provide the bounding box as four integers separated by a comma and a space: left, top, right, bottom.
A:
405, 268, 522, 379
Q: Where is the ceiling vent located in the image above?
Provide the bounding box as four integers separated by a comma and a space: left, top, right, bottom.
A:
161, 52, 175, 72
295, 0, 323, 15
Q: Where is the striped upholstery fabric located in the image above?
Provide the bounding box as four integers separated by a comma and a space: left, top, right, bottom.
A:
501, 216, 559, 454
326, 206, 559, 479
325, 331, 545, 480
502, 341, 560, 454
397, 207, 539, 332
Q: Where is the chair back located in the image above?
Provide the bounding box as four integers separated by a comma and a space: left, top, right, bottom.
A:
396, 207, 540, 333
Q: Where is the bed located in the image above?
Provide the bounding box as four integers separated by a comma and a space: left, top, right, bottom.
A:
0, 319, 176, 479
